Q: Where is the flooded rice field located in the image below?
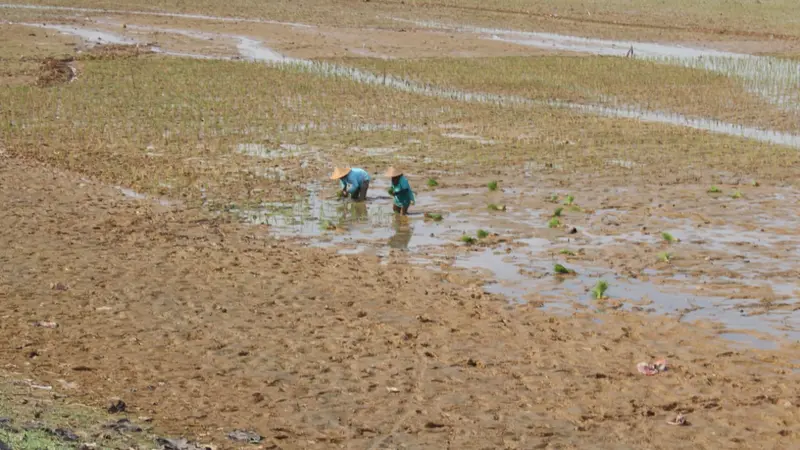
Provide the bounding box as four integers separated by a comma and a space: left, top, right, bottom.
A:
9, 15, 800, 148
222, 171, 799, 349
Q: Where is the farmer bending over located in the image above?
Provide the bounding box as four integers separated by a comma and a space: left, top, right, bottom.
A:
385, 167, 415, 215
331, 167, 370, 201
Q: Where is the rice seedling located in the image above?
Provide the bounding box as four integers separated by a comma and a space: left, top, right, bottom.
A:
548, 217, 561, 228
708, 185, 722, 194
560, 249, 576, 256
564, 194, 575, 205
569, 205, 583, 212
554, 263, 575, 275
424, 212, 443, 221
320, 219, 336, 230
658, 252, 673, 263
553, 207, 563, 217
731, 190, 743, 199
661, 232, 675, 243
548, 193, 559, 203
751, 180, 760, 187
487, 203, 506, 211
477, 229, 490, 239
461, 235, 477, 245
591, 280, 609, 299
427, 178, 439, 187
488, 180, 499, 191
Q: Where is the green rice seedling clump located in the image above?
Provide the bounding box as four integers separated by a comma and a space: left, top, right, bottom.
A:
548, 217, 561, 228
560, 249, 575, 256
592, 280, 609, 299
553, 207, 563, 217
564, 194, 575, 205
461, 235, 477, 245
488, 203, 506, 211
477, 229, 490, 239
658, 252, 672, 263
487, 180, 498, 191
554, 263, 574, 275
427, 178, 439, 187
708, 186, 722, 194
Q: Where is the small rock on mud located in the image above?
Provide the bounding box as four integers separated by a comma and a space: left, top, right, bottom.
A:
227, 429, 262, 443
104, 418, 142, 433
49, 428, 79, 441
156, 437, 214, 450
107, 399, 126, 414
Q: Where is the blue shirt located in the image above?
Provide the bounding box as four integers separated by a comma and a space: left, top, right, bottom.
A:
391, 175, 415, 207
339, 168, 370, 194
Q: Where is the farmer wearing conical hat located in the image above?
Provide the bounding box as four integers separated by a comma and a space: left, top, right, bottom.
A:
330, 167, 371, 201
385, 167, 415, 215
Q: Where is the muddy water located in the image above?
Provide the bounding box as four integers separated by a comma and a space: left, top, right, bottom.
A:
231, 178, 799, 348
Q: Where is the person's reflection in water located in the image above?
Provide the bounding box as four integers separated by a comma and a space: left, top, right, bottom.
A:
349, 201, 369, 225
388, 215, 413, 250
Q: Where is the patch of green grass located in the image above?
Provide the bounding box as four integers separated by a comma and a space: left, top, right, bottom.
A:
554, 263, 575, 275
661, 232, 675, 243
487, 180, 499, 191
591, 280, 609, 299
548, 217, 561, 228
477, 229, 490, 239
564, 194, 575, 205
427, 178, 439, 187
460, 235, 477, 245
553, 207, 563, 217
708, 185, 722, 194
658, 252, 673, 263
559, 249, 575, 256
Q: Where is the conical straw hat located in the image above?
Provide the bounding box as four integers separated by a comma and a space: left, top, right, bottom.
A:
384, 167, 403, 178
330, 167, 351, 180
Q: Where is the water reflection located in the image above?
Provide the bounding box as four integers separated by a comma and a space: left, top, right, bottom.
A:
388, 215, 413, 250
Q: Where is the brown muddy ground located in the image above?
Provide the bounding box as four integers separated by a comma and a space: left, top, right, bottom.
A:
2, 3, 799, 449
2, 157, 799, 449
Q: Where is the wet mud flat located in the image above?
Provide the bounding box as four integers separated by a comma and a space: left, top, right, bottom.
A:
245, 174, 800, 349
1, 157, 799, 450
